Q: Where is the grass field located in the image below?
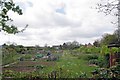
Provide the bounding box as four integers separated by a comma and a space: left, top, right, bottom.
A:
3, 50, 98, 78
38, 52, 97, 78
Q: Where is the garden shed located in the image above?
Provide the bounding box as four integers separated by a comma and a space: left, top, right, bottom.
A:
108, 42, 120, 67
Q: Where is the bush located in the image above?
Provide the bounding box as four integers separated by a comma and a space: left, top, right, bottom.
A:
36, 65, 45, 70
87, 54, 98, 60
78, 46, 100, 54
23, 55, 32, 59
78, 54, 98, 61
89, 59, 99, 65
79, 72, 87, 78
91, 67, 120, 78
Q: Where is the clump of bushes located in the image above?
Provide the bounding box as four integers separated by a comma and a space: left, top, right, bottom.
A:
89, 59, 99, 65
19, 55, 32, 61
23, 55, 32, 59
2, 70, 46, 79
78, 54, 98, 61
79, 72, 87, 78
91, 66, 120, 79
86, 54, 98, 60
35, 65, 45, 70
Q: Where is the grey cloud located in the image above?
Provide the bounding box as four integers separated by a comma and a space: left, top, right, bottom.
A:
57, 24, 114, 41
0, 0, 115, 46
33, 11, 82, 28
53, 14, 82, 27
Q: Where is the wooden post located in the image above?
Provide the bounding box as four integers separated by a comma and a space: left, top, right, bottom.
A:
109, 48, 114, 67
109, 48, 117, 67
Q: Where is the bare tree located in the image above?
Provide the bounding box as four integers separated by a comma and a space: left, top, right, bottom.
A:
96, 0, 120, 43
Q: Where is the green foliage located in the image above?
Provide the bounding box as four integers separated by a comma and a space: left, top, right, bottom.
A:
79, 72, 87, 78
100, 45, 119, 54
92, 67, 120, 78
78, 54, 98, 61
78, 45, 119, 55
78, 46, 101, 54
2, 44, 119, 79
97, 55, 108, 68
36, 65, 45, 70
0, 0, 27, 34
89, 59, 99, 65
77, 45, 114, 68
118, 48, 120, 52
100, 33, 118, 45
2, 47, 20, 65
3, 70, 44, 79
100, 45, 110, 54
40, 53, 97, 78
22, 55, 32, 60
2, 52, 97, 78
111, 47, 119, 53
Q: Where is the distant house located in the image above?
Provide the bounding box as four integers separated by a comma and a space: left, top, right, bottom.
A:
85, 43, 93, 48
88, 43, 93, 47
52, 45, 61, 50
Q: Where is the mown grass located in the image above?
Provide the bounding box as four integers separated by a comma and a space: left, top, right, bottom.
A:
40, 52, 97, 78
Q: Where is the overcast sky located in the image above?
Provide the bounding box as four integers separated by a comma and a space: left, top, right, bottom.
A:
0, 0, 117, 46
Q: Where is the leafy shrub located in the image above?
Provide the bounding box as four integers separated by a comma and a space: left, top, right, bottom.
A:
78, 54, 98, 61
91, 67, 120, 78
24, 55, 32, 59
36, 65, 45, 70
89, 59, 99, 65
3, 70, 45, 79
87, 54, 98, 60
97, 55, 110, 68
78, 46, 101, 54
79, 72, 87, 78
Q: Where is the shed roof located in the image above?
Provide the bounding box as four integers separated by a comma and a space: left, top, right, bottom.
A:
108, 41, 120, 48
